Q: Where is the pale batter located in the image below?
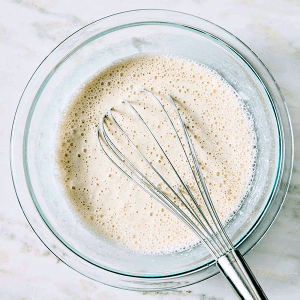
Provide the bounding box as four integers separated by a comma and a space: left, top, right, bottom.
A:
56, 55, 256, 254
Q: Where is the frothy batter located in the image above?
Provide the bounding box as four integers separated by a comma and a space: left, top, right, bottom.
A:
56, 55, 256, 254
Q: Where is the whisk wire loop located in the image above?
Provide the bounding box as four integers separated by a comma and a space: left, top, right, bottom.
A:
98, 90, 234, 258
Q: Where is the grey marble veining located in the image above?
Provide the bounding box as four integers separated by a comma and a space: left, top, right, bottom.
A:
0, 0, 299, 299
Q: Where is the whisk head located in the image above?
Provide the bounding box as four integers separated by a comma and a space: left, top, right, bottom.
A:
97, 89, 233, 259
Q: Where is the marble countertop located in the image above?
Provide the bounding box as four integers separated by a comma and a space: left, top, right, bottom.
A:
1, 0, 299, 299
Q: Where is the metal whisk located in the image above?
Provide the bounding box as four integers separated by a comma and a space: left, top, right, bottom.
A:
97, 89, 268, 300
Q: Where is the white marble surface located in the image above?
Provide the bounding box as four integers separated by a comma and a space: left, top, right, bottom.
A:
1, 0, 299, 299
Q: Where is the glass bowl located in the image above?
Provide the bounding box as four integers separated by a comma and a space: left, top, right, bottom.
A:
10, 9, 293, 291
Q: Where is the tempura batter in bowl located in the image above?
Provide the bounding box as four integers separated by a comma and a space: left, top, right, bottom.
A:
57, 55, 257, 255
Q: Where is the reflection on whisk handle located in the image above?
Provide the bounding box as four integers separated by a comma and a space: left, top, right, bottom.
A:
217, 249, 268, 300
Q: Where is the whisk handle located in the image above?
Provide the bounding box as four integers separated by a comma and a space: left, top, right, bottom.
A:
217, 249, 268, 300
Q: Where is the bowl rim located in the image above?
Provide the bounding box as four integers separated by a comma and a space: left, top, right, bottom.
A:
10, 9, 294, 291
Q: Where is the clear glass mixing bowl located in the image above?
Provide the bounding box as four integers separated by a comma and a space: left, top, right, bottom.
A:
10, 10, 293, 291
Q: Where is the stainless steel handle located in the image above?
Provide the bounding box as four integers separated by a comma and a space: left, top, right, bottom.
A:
217, 249, 268, 300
